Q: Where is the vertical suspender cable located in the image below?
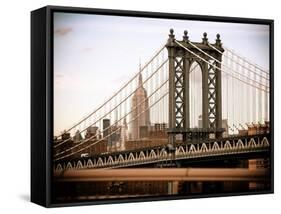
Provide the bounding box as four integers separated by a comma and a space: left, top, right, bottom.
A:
226, 54, 229, 132
253, 67, 257, 123
231, 52, 235, 134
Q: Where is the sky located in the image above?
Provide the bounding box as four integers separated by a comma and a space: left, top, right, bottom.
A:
53, 12, 270, 135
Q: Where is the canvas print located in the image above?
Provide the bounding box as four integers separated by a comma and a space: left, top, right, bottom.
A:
52, 12, 271, 203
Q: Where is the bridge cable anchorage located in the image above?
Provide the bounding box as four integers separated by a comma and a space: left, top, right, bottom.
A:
208, 43, 269, 80
54, 63, 199, 161
174, 41, 269, 93
54, 54, 168, 149
187, 41, 269, 91
54, 44, 166, 142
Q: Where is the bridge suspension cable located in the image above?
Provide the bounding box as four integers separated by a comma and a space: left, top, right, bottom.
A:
54, 59, 167, 148
208, 43, 269, 80
54, 36, 270, 160
208, 42, 269, 125
174, 40, 269, 133
54, 44, 166, 141
54, 81, 169, 161
54, 55, 200, 151
54, 69, 169, 158
224, 45, 269, 73
175, 41, 268, 93
187, 41, 269, 91
54, 62, 200, 161
54, 46, 167, 148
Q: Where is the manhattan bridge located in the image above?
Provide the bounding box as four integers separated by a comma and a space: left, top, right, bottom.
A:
53, 30, 271, 200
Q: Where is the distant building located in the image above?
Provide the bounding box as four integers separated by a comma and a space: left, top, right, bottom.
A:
149, 123, 168, 139
61, 131, 71, 140
130, 64, 150, 140
110, 124, 121, 151
198, 115, 202, 128
119, 118, 128, 151
222, 119, 229, 137
103, 118, 126, 152
73, 130, 83, 143
139, 125, 149, 139
103, 119, 111, 149
198, 115, 229, 137
85, 126, 99, 139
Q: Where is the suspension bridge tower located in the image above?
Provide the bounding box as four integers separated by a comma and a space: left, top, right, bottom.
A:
166, 29, 225, 147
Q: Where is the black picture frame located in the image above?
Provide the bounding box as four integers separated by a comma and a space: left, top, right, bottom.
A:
31, 5, 274, 207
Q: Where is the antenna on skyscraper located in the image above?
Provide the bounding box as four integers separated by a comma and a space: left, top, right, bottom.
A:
138, 57, 143, 86
139, 57, 141, 71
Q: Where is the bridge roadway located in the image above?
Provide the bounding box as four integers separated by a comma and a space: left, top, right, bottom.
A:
54, 168, 270, 182
54, 133, 270, 171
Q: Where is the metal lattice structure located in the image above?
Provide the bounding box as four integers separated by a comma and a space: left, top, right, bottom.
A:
166, 29, 225, 147
174, 57, 185, 129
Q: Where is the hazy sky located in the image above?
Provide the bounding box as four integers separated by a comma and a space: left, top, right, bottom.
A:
53, 12, 270, 135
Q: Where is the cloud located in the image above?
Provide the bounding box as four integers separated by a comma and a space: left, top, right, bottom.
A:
80, 47, 93, 52
54, 27, 73, 36
54, 73, 64, 85
55, 74, 64, 78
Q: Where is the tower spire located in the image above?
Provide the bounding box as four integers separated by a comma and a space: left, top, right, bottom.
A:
138, 58, 143, 86
139, 57, 141, 72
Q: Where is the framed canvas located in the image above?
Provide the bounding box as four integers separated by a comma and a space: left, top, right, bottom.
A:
31, 5, 274, 207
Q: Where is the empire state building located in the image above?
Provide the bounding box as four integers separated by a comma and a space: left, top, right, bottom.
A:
130, 66, 150, 140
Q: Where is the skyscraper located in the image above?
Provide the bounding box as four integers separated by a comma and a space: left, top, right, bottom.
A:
119, 118, 128, 150
130, 63, 150, 140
